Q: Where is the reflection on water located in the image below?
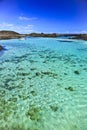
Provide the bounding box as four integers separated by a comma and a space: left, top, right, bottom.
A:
0, 38, 87, 130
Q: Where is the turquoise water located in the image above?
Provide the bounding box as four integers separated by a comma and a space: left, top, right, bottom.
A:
0, 38, 87, 130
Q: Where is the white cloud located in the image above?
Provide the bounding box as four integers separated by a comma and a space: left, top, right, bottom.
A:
80, 30, 87, 33
19, 16, 37, 21
0, 22, 34, 33
0, 22, 14, 28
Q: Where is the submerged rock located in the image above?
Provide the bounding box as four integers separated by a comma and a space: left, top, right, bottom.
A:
30, 91, 37, 96
74, 70, 80, 75
35, 71, 57, 78
65, 87, 74, 91
35, 72, 41, 76
50, 105, 58, 112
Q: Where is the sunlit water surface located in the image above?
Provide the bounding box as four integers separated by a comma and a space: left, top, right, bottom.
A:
0, 38, 87, 130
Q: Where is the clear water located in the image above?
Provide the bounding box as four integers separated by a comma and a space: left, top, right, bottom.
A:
0, 38, 87, 130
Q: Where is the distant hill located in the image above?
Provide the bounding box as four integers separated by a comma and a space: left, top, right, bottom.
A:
0, 30, 25, 39
0, 30, 20, 35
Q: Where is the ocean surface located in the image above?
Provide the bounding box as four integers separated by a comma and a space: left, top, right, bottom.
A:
0, 38, 87, 130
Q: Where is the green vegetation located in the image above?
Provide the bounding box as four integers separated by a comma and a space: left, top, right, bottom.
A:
26, 105, 40, 121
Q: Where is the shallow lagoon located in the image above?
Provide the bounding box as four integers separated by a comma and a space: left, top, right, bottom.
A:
0, 38, 87, 130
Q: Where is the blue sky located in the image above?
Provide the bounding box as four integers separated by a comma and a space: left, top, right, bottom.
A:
0, 0, 87, 33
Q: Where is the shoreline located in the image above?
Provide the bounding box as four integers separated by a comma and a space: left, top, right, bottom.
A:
0, 30, 87, 40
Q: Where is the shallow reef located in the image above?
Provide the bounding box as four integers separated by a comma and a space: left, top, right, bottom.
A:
26, 105, 41, 121
0, 38, 87, 130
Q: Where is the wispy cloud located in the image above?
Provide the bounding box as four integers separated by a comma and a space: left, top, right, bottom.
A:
19, 16, 37, 21
0, 22, 34, 33
0, 22, 14, 27
80, 30, 87, 33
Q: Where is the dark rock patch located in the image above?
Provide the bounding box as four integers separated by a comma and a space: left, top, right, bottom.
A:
65, 87, 74, 91
50, 105, 59, 112
74, 70, 80, 75
30, 91, 37, 96
0, 45, 3, 51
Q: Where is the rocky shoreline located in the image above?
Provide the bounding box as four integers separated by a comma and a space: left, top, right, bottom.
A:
0, 45, 3, 51
71, 34, 87, 40
0, 30, 87, 40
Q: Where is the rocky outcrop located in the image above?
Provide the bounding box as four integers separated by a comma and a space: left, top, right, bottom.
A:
71, 34, 87, 40
28, 33, 87, 40
28, 33, 58, 37
0, 45, 3, 51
